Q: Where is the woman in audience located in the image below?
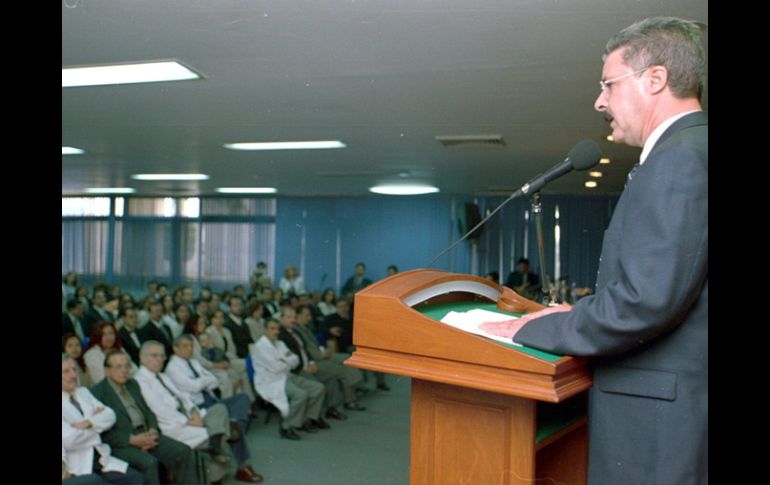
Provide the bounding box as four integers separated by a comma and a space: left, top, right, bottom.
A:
317, 288, 337, 317
135, 295, 153, 328
206, 309, 256, 404
62, 272, 78, 302
278, 265, 306, 297
83, 322, 135, 384
159, 295, 178, 335
62, 333, 93, 388
164, 302, 189, 340
244, 302, 266, 343
184, 317, 238, 398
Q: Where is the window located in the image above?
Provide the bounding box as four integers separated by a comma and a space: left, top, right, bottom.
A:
61, 197, 110, 216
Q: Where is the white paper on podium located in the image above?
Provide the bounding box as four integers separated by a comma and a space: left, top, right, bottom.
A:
439, 309, 522, 346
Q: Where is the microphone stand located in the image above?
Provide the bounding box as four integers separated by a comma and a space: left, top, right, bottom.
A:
531, 191, 558, 306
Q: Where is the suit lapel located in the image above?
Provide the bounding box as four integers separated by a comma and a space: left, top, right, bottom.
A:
648, 111, 707, 159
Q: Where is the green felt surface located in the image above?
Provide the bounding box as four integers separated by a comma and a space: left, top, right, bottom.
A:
414, 301, 563, 362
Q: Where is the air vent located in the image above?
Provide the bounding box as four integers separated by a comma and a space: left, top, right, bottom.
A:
435, 134, 505, 149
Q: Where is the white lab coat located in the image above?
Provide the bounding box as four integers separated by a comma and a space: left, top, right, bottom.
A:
133, 366, 209, 448
62, 387, 128, 476
251, 336, 299, 417
164, 355, 220, 407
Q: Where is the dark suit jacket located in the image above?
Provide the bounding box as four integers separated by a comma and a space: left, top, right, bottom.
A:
83, 308, 114, 333
504, 271, 539, 289
224, 316, 253, 359
62, 312, 90, 339
90, 378, 161, 450
515, 112, 708, 485
321, 313, 354, 352
137, 321, 173, 361
278, 327, 308, 373
118, 327, 142, 366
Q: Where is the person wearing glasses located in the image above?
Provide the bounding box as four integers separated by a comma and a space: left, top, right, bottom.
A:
481, 17, 707, 485
90, 350, 200, 485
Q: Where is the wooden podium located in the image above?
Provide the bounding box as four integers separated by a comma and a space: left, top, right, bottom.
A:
345, 269, 592, 485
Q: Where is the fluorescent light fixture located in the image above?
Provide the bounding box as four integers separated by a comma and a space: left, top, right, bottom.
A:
223, 140, 346, 151
589, 171, 603, 178
369, 184, 440, 195
131, 173, 209, 181
584, 181, 598, 188
62, 146, 85, 155
216, 187, 278, 194
62, 61, 201, 88
606, 135, 614, 141
85, 187, 136, 194
599, 158, 611, 165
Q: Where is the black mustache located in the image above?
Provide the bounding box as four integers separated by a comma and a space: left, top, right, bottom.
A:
604, 113, 614, 123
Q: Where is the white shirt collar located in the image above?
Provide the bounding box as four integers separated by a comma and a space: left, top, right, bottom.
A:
640, 110, 701, 164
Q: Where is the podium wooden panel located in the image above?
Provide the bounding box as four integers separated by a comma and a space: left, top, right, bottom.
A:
345, 269, 592, 485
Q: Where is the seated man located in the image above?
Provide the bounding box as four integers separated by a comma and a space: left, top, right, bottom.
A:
62, 355, 145, 485
164, 335, 263, 483
279, 306, 351, 419
505, 257, 541, 301
294, 304, 366, 412
134, 340, 230, 463
251, 319, 327, 440
90, 351, 200, 485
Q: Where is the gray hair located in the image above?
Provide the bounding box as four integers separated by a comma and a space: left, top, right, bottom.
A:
604, 17, 706, 100
173, 334, 194, 347
62, 352, 73, 363
140, 340, 164, 357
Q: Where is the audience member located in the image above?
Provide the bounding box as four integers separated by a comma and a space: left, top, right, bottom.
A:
63, 333, 94, 388
62, 354, 145, 485
341, 262, 372, 297
251, 319, 326, 440
90, 351, 200, 485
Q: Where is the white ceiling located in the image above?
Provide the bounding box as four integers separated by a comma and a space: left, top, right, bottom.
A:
62, 0, 707, 197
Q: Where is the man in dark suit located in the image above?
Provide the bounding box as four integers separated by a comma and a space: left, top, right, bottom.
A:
341, 262, 373, 298
481, 17, 707, 485
137, 301, 173, 361
117, 307, 142, 366
84, 290, 116, 332
504, 258, 540, 300
224, 296, 253, 359
90, 350, 200, 485
63, 299, 88, 340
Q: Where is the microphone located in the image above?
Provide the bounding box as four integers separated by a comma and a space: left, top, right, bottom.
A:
425, 139, 603, 268
520, 139, 602, 195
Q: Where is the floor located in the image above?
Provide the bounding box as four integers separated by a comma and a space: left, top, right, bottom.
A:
222, 372, 411, 485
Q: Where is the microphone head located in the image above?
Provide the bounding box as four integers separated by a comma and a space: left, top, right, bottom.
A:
568, 139, 602, 171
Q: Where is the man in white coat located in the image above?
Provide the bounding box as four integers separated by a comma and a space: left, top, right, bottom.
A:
62, 354, 145, 484
134, 341, 262, 483
251, 319, 326, 440
165, 335, 263, 483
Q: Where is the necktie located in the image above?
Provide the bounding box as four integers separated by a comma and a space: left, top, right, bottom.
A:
186, 359, 200, 378
118, 386, 148, 429
186, 359, 218, 407
626, 163, 641, 187
155, 373, 188, 416
70, 395, 84, 415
